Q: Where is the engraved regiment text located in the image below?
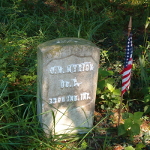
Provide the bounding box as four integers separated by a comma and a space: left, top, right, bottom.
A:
48, 62, 94, 104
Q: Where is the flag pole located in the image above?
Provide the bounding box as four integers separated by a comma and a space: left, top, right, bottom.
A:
118, 94, 123, 126
118, 16, 132, 126
128, 16, 132, 37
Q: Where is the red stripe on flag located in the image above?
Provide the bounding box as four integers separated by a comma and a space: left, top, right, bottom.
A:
121, 59, 133, 96
122, 74, 131, 86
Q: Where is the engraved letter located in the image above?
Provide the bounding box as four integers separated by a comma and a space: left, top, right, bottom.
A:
60, 80, 65, 88
58, 97, 61, 103
72, 77, 82, 87
66, 95, 70, 102
58, 66, 63, 74
65, 81, 70, 87
85, 63, 90, 71
49, 67, 54, 74
73, 64, 77, 72
74, 95, 78, 101
67, 65, 72, 73
52, 98, 57, 103
70, 95, 74, 101
78, 64, 82, 72
90, 63, 94, 70
82, 63, 85, 71
80, 92, 90, 100
62, 96, 65, 102
86, 93, 91, 99
49, 98, 53, 104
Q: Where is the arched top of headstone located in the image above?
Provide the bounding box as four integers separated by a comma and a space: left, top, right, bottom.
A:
38, 37, 100, 63
38, 38, 97, 49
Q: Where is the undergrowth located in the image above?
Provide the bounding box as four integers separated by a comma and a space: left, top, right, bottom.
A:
0, 0, 150, 149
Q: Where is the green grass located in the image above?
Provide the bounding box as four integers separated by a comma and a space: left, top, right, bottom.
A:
0, 0, 150, 149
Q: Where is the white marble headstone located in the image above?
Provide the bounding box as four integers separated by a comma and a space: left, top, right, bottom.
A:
37, 38, 100, 135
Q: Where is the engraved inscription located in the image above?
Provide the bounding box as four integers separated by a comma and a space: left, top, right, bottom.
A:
49, 62, 94, 74
49, 92, 91, 104
60, 77, 82, 88
48, 60, 95, 104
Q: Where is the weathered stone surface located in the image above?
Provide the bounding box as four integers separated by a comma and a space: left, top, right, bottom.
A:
37, 38, 100, 135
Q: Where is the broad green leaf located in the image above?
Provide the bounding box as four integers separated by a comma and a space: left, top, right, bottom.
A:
123, 112, 130, 119
98, 68, 113, 77
107, 70, 114, 75
106, 78, 115, 85
111, 99, 119, 104
133, 112, 143, 120
144, 95, 150, 103
98, 68, 109, 77
96, 88, 101, 95
129, 113, 134, 119
113, 89, 121, 96
124, 118, 132, 130
135, 143, 145, 150
100, 95, 105, 99
118, 124, 126, 136
97, 80, 105, 90
131, 123, 140, 135
144, 105, 150, 114
101, 105, 105, 110
133, 119, 142, 125
125, 146, 135, 150
106, 83, 114, 92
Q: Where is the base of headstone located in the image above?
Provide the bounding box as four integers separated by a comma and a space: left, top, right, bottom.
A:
42, 105, 93, 135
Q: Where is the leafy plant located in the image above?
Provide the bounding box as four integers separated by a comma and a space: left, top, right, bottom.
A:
97, 68, 121, 110
124, 143, 146, 150
118, 112, 143, 140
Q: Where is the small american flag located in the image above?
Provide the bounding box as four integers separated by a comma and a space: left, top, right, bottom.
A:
120, 35, 133, 96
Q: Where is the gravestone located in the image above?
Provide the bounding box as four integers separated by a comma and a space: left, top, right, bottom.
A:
37, 38, 100, 135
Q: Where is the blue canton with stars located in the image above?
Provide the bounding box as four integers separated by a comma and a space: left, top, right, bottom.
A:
124, 35, 133, 68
